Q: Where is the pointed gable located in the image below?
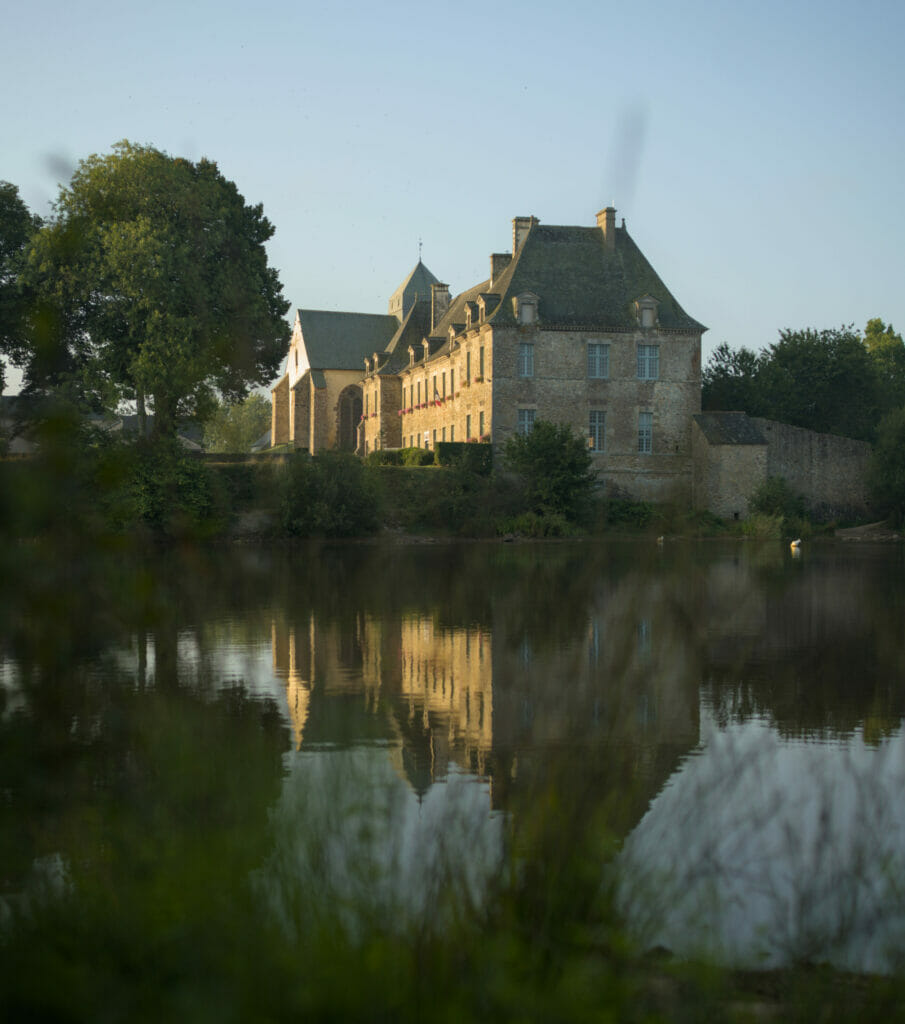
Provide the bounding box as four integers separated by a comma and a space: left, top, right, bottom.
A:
388, 260, 440, 322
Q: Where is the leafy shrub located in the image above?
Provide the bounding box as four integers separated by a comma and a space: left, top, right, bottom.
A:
118, 439, 219, 537
365, 449, 403, 466
748, 476, 806, 521
497, 510, 575, 537
279, 452, 379, 537
503, 421, 595, 522
601, 499, 655, 529
436, 441, 493, 475
747, 476, 810, 537
401, 447, 434, 467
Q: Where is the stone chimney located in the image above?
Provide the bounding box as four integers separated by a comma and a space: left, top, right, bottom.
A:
597, 207, 617, 251
512, 216, 535, 253
490, 253, 512, 287
431, 282, 451, 330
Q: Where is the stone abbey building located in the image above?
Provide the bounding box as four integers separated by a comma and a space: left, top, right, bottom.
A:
271, 205, 706, 503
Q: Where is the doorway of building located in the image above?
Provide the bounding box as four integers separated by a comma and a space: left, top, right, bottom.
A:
337, 386, 363, 451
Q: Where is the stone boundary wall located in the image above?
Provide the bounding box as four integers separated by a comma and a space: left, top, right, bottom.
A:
753, 417, 874, 518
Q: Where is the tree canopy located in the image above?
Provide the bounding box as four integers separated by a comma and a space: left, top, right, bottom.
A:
503, 420, 596, 521
16, 142, 289, 436
0, 181, 41, 390
202, 393, 271, 453
868, 407, 905, 525
702, 322, 903, 443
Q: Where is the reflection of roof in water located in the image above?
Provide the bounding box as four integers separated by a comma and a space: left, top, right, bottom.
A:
387, 701, 438, 798
296, 693, 395, 749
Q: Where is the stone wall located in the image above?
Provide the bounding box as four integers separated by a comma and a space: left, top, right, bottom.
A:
292, 378, 311, 449
753, 418, 874, 519
271, 375, 289, 446
491, 325, 700, 504
691, 423, 767, 519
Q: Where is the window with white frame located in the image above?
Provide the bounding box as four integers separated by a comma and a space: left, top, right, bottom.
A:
466, 414, 472, 439
518, 342, 534, 378
637, 345, 659, 380
479, 411, 485, 436
589, 410, 605, 452
588, 342, 609, 379
638, 411, 653, 454
518, 408, 535, 435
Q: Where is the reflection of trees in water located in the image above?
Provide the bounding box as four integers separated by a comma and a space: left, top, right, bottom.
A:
702, 545, 905, 740
0, 539, 289, 899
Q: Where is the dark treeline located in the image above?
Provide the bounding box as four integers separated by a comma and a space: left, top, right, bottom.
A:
702, 321, 905, 443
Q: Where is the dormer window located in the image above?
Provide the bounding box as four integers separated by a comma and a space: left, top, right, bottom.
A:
513, 292, 539, 326
635, 295, 659, 330
408, 346, 415, 368
448, 324, 457, 344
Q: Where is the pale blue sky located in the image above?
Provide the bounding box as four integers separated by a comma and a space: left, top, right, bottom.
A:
3, 0, 904, 393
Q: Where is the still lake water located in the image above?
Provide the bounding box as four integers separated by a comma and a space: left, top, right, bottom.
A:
3, 537, 905, 973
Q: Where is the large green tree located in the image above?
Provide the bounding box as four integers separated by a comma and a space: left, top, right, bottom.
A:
756, 326, 880, 441
863, 318, 905, 415
20, 142, 289, 436
701, 341, 764, 414
0, 181, 41, 390
702, 325, 885, 442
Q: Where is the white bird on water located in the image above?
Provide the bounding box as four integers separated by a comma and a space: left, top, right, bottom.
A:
790, 538, 801, 550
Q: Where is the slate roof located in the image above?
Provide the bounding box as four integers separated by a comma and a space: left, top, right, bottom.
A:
388, 260, 440, 319
296, 309, 400, 371
378, 300, 433, 374
428, 219, 705, 340
693, 412, 767, 445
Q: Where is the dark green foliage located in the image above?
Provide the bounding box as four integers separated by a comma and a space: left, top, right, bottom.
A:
600, 498, 656, 529
503, 421, 596, 521
702, 341, 764, 414
436, 440, 493, 475
279, 452, 380, 537
864, 318, 905, 414
0, 181, 40, 363
497, 510, 575, 537
868, 407, 905, 526
401, 446, 435, 466
745, 476, 810, 538
748, 476, 807, 522
365, 447, 404, 466
114, 439, 220, 537
18, 142, 289, 436
758, 326, 880, 441
702, 324, 896, 442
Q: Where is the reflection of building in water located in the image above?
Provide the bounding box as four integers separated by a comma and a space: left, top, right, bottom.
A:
271, 571, 701, 823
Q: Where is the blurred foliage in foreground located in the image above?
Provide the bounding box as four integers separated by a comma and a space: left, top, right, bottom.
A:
2, 471, 905, 1017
